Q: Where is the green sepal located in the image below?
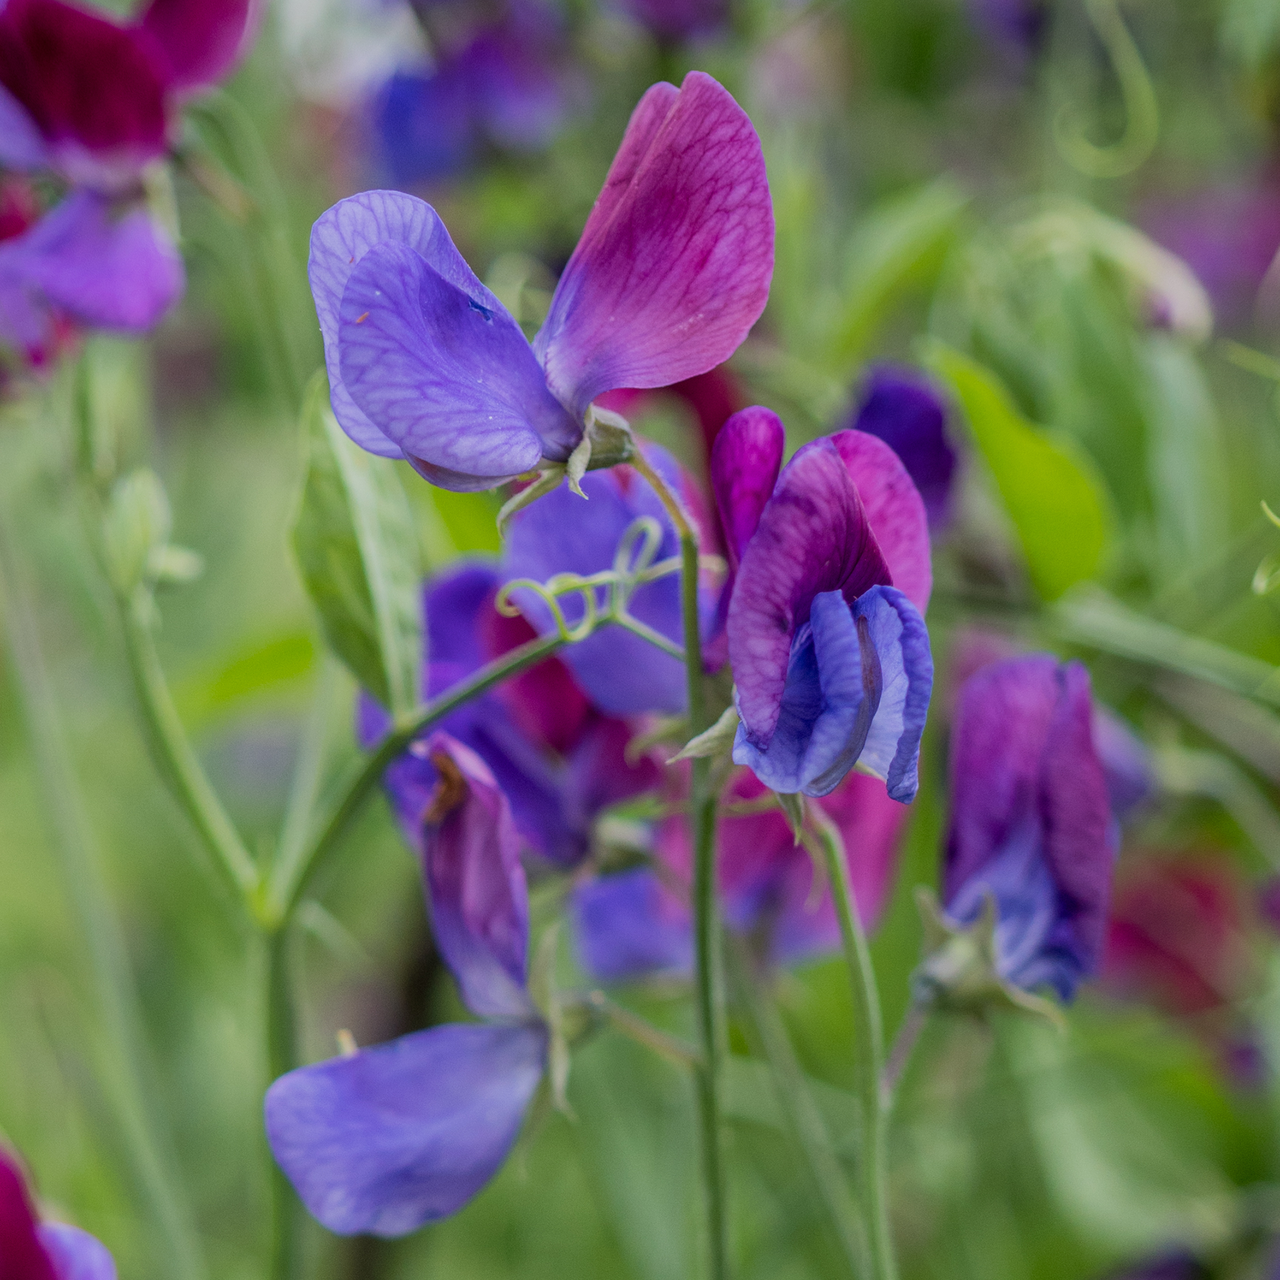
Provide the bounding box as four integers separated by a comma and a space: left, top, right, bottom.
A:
669, 704, 740, 763
774, 791, 808, 845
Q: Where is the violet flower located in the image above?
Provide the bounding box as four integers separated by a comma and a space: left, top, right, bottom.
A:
618, 0, 729, 42
502, 441, 712, 715
360, 562, 658, 866
943, 655, 1115, 1001
576, 767, 909, 981
309, 70, 774, 490
849, 364, 957, 530
713, 406, 934, 799
1, 1149, 116, 1280
266, 734, 548, 1236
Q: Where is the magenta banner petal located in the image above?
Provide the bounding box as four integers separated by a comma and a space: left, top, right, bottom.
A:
0, 1151, 57, 1280
728, 438, 890, 747
831, 429, 932, 613
710, 405, 785, 569
38, 1224, 117, 1280
15, 191, 183, 331
339, 242, 570, 487
0, 0, 169, 186
419, 734, 534, 1020
139, 0, 262, 93
535, 70, 773, 415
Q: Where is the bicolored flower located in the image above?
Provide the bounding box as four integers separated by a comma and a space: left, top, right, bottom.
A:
502, 441, 715, 716
849, 364, 957, 531
943, 655, 1115, 1001
360, 563, 659, 867
575, 766, 909, 982
267, 735, 548, 1236
308, 70, 773, 490
0, 1148, 116, 1280
713, 406, 934, 799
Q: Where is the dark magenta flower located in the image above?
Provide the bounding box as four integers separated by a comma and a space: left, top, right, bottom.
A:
849, 364, 957, 530
502, 441, 714, 716
943, 655, 1115, 1001
0, 1149, 115, 1280
266, 734, 548, 1236
360, 563, 659, 867
309, 70, 774, 490
576, 767, 909, 981
713, 406, 934, 799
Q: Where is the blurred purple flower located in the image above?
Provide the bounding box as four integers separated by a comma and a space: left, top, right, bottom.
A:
966, 0, 1048, 55
1102, 1252, 1208, 1280
576, 767, 910, 981
713, 406, 934, 798
266, 735, 547, 1236
309, 70, 774, 489
0, 1148, 116, 1280
360, 563, 659, 866
849, 364, 957, 530
618, 0, 728, 42
943, 655, 1115, 1001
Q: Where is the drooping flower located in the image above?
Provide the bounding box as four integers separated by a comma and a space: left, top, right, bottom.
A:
848, 364, 957, 530
502, 441, 715, 715
575, 766, 909, 981
0, 1148, 116, 1280
360, 562, 659, 867
266, 735, 548, 1236
942, 655, 1115, 1001
713, 406, 934, 799
308, 70, 774, 490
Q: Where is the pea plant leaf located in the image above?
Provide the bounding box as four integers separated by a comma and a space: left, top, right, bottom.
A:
291, 373, 423, 716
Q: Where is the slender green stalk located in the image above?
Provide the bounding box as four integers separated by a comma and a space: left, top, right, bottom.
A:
812, 812, 899, 1280
726, 940, 867, 1275
265, 927, 304, 1280
880, 1003, 929, 1111
0, 507, 207, 1279
629, 448, 729, 1280
276, 657, 342, 877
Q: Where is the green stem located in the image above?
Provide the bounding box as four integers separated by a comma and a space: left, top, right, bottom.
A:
880, 1003, 929, 1112
629, 448, 729, 1280
726, 940, 867, 1275
265, 633, 566, 923
0, 508, 208, 1279
265, 927, 304, 1280
812, 812, 899, 1280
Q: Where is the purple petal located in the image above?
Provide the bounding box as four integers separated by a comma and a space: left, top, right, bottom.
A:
831, 429, 932, 614
728, 438, 890, 749
710, 405, 785, 570
0, 83, 48, 168
1092, 706, 1154, 821
620, 0, 729, 40
11, 191, 183, 331
338, 241, 576, 488
535, 71, 774, 416
851, 365, 957, 531
574, 868, 693, 982
265, 1022, 546, 1237
563, 716, 660, 823
418, 734, 533, 1018
0, 0, 169, 187
0, 250, 51, 355
0, 1150, 57, 1280
375, 68, 476, 189
37, 1225, 117, 1280
502, 446, 692, 715
138, 0, 262, 93
852, 586, 933, 803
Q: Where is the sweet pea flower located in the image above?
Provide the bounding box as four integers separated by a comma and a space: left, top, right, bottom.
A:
713, 406, 934, 799
576, 767, 909, 982
848, 364, 957, 530
308, 70, 773, 490
943, 655, 1115, 1001
267, 735, 548, 1236
0, 1149, 116, 1280
360, 562, 659, 866
619, 0, 729, 42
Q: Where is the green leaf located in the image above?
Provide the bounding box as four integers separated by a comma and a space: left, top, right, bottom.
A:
926, 343, 1111, 599
291, 373, 423, 715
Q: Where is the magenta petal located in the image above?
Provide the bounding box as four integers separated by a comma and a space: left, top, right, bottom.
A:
265, 1023, 546, 1237
0, 0, 169, 187
420, 734, 534, 1019
710, 405, 785, 570
728, 438, 890, 748
37, 1225, 117, 1280
831, 429, 932, 614
0, 1151, 57, 1280
13, 191, 183, 331
138, 0, 263, 93
535, 71, 773, 415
